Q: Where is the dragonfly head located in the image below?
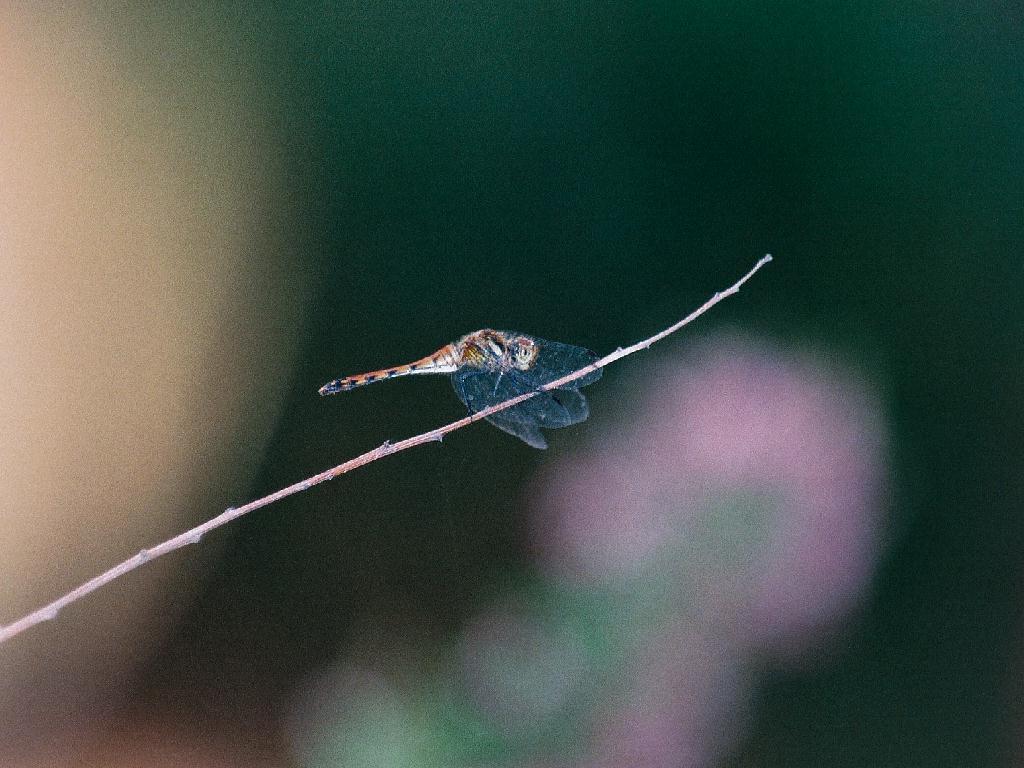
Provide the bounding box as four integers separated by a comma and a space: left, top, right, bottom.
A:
509, 336, 539, 371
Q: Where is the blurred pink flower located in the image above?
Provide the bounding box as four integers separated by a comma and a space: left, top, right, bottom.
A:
532, 332, 888, 655
524, 332, 889, 767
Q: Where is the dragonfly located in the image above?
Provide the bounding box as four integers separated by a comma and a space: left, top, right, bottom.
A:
319, 329, 602, 448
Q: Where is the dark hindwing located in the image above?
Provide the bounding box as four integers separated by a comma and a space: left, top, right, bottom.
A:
452, 362, 595, 449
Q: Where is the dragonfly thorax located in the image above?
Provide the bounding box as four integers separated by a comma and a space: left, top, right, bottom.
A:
457, 329, 539, 372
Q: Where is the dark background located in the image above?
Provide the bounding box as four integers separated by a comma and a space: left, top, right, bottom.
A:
98, 3, 1023, 765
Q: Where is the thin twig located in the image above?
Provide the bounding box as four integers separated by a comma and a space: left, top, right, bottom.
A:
0, 255, 772, 645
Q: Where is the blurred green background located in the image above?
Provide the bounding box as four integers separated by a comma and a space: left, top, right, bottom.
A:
23, 2, 1023, 765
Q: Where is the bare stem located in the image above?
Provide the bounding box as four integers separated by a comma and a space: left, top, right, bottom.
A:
0, 255, 772, 645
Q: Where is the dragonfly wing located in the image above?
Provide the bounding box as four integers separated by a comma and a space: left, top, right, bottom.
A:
525, 337, 603, 389
452, 368, 591, 448
544, 387, 589, 423
484, 414, 548, 449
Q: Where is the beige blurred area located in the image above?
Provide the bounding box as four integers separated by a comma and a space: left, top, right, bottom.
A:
0, 6, 307, 762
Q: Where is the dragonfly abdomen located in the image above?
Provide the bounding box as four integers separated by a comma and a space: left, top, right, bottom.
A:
318, 345, 459, 396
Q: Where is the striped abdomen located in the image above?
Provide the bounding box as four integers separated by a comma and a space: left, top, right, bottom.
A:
318, 344, 459, 396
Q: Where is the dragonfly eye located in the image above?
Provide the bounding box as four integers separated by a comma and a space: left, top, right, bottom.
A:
511, 338, 538, 370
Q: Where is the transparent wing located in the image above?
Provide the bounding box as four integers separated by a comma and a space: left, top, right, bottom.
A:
452, 367, 593, 449
482, 414, 549, 450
